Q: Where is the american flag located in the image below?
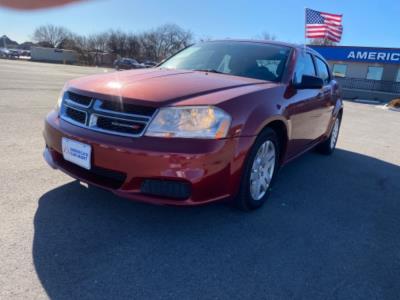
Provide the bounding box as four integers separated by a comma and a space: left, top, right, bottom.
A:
305, 8, 343, 42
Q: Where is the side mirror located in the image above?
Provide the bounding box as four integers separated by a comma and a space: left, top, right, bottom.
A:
295, 75, 324, 90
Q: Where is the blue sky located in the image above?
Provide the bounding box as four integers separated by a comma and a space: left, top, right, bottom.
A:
1, 0, 399, 47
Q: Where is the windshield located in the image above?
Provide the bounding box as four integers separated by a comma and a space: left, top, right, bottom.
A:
160, 41, 291, 82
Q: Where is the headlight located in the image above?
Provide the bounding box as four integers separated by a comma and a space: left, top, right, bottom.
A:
56, 82, 69, 113
145, 106, 231, 139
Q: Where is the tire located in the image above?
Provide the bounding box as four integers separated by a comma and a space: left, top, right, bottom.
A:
234, 128, 280, 211
317, 115, 341, 155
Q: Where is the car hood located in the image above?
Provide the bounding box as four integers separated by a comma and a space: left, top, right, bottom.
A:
68, 68, 275, 106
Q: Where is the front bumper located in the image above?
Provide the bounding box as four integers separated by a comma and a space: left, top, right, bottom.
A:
43, 110, 255, 206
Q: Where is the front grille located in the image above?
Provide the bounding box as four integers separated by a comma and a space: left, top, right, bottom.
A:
96, 115, 146, 135
60, 91, 156, 137
66, 91, 92, 107
65, 106, 86, 124
141, 179, 191, 200
100, 100, 156, 116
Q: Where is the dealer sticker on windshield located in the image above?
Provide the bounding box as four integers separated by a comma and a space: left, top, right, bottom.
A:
62, 137, 91, 170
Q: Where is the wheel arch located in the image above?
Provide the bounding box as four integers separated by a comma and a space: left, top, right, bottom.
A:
260, 119, 289, 165
338, 107, 344, 119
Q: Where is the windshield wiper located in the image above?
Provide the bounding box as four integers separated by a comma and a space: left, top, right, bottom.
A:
193, 69, 224, 74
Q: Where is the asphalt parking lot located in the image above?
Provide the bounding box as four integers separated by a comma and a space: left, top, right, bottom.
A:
0, 59, 399, 300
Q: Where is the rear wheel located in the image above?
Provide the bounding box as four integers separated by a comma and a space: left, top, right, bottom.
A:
235, 128, 280, 211
317, 115, 341, 155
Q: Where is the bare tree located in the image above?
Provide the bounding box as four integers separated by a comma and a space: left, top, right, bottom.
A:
308, 38, 337, 46
107, 30, 127, 57
63, 34, 94, 65
87, 32, 110, 65
157, 24, 192, 59
32, 25, 71, 48
260, 32, 276, 41
139, 31, 158, 60
125, 33, 141, 59
89, 32, 109, 54
139, 24, 193, 61
31, 23, 193, 65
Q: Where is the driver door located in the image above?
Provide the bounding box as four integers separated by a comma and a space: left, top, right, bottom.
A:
286, 51, 325, 158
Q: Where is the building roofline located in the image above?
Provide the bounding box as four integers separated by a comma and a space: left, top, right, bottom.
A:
31, 46, 77, 53
308, 44, 400, 51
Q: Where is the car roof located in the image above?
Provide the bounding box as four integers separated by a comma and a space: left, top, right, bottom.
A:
203, 39, 321, 52
203, 39, 325, 61
204, 39, 300, 48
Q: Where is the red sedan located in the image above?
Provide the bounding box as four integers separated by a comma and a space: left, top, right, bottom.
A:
43, 40, 343, 210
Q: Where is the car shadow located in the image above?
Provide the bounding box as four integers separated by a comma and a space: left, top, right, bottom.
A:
33, 149, 400, 299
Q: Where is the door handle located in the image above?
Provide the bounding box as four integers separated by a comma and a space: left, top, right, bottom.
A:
317, 89, 330, 99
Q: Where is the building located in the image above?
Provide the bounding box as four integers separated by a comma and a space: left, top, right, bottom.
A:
309, 45, 400, 102
31, 47, 77, 64
90, 51, 115, 66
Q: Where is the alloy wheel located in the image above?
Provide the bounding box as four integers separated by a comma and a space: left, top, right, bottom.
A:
249, 140, 276, 201
330, 118, 340, 149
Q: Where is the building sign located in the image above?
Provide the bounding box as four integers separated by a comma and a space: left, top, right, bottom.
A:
309, 45, 400, 64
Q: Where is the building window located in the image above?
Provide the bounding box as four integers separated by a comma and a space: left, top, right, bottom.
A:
396, 69, 400, 82
366, 66, 383, 80
332, 64, 347, 78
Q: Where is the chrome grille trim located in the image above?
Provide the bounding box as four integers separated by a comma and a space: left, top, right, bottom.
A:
65, 91, 93, 107
88, 113, 148, 138
60, 92, 156, 138
92, 99, 151, 122
64, 97, 92, 109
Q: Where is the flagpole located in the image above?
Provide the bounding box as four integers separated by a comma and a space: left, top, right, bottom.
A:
304, 8, 307, 49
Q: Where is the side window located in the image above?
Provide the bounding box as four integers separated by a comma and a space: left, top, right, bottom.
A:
315, 57, 331, 84
293, 53, 316, 85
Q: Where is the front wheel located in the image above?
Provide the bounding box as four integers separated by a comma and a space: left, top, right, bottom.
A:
235, 128, 279, 211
